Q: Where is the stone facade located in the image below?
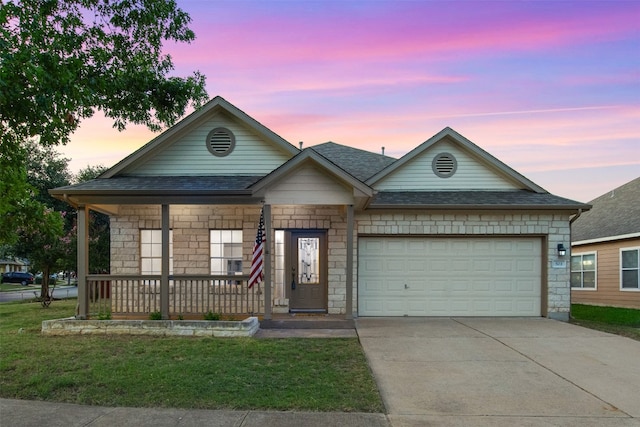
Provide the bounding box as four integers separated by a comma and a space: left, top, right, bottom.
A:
356, 210, 572, 319
110, 205, 572, 319
42, 317, 260, 337
110, 204, 349, 315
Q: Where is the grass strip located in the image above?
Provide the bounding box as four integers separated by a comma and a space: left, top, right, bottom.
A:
0, 300, 383, 412
570, 304, 640, 341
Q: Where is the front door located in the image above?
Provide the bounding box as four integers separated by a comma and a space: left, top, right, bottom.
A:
288, 231, 327, 313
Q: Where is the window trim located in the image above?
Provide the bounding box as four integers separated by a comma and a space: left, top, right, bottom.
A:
140, 229, 173, 275
210, 229, 244, 278
620, 246, 640, 292
570, 251, 597, 291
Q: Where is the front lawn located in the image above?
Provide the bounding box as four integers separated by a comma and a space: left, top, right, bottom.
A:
570, 304, 640, 341
0, 300, 384, 412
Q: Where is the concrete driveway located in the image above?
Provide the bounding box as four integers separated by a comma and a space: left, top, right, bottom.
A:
356, 317, 640, 427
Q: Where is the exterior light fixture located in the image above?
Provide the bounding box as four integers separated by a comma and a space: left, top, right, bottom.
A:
557, 243, 567, 257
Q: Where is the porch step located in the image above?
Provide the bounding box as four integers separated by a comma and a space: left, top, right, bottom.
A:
260, 317, 355, 330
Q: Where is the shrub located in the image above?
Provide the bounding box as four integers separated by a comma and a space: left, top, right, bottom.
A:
149, 311, 162, 320
203, 311, 220, 321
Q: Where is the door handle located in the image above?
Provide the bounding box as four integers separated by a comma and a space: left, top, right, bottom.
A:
291, 267, 296, 290
404, 284, 409, 289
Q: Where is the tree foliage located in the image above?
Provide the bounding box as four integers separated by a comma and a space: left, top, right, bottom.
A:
0, 0, 208, 245
0, 0, 208, 147
24, 139, 73, 211
7, 143, 72, 301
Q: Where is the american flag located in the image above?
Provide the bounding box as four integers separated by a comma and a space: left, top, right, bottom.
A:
249, 208, 265, 289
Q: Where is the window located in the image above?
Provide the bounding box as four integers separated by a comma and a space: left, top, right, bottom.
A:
571, 252, 596, 289
621, 248, 639, 290
210, 230, 243, 279
140, 229, 173, 275
274, 230, 286, 301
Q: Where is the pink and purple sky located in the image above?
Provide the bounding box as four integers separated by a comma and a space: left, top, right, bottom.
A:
62, 0, 639, 203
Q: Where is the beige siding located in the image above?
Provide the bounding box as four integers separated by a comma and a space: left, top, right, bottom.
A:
121, 112, 293, 176
265, 165, 355, 205
375, 139, 521, 191
571, 238, 640, 309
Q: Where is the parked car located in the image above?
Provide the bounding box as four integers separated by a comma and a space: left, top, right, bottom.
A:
1, 272, 35, 285
35, 273, 57, 285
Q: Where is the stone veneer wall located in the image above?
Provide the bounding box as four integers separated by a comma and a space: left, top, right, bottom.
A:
355, 210, 572, 320
110, 205, 349, 315
110, 206, 571, 319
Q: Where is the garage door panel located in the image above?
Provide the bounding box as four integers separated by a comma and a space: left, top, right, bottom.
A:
431, 259, 450, 272
359, 237, 542, 317
407, 259, 427, 272
472, 259, 492, 272
386, 259, 405, 273
407, 240, 428, 251
362, 278, 384, 293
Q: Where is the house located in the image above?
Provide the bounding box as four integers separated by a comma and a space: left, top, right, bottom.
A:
571, 177, 640, 309
50, 96, 589, 321
0, 258, 28, 274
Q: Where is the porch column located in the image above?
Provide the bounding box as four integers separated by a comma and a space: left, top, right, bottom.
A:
76, 205, 89, 319
346, 204, 354, 319
161, 204, 170, 319
263, 204, 272, 320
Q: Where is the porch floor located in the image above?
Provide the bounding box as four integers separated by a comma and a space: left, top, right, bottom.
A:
260, 313, 355, 330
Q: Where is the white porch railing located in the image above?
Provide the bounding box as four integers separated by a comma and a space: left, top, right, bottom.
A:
86, 274, 263, 319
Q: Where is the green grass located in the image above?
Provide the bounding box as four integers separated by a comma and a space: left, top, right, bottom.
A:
570, 304, 640, 341
0, 300, 384, 412
0, 283, 39, 292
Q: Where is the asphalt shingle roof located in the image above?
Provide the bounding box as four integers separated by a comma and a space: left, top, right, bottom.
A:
572, 177, 640, 242
370, 190, 588, 209
310, 142, 396, 181
52, 176, 263, 194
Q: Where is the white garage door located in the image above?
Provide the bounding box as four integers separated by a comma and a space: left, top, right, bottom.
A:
358, 237, 542, 317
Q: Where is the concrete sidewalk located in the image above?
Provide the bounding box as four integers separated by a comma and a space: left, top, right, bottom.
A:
0, 398, 389, 427
356, 317, 640, 427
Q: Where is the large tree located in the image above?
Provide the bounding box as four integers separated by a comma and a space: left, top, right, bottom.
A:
7, 143, 73, 301
0, 0, 208, 243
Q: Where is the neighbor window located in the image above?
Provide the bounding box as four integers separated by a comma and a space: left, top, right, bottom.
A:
621, 248, 639, 290
140, 229, 173, 275
210, 230, 243, 278
570, 252, 596, 289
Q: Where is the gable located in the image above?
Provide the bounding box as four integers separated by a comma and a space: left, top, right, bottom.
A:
263, 163, 356, 205
118, 110, 294, 176
373, 137, 522, 191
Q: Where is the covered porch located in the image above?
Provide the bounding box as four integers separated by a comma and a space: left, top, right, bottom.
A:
75, 202, 357, 321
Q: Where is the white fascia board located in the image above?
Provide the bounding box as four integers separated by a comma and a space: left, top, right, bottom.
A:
572, 232, 640, 246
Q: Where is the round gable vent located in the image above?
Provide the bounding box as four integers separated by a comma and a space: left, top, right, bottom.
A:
432, 152, 457, 178
206, 127, 235, 157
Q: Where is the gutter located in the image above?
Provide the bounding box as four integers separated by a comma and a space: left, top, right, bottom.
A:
570, 208, 583, 225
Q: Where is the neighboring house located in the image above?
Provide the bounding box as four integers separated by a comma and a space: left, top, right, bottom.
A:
571, 177, 640, 309
0, 258, 28, 274
50, 96, 588, 321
